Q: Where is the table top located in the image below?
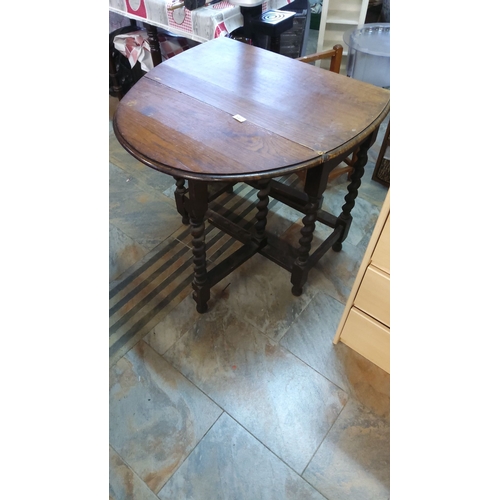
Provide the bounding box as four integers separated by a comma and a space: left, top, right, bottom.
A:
113, 37, 390, 182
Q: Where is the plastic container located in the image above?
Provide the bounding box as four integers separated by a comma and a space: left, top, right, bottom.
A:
343, 23, 390, 88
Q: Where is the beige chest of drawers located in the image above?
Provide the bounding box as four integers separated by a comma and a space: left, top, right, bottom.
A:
334, 190, 390, 373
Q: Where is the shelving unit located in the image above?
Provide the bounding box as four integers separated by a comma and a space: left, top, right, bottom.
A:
316, 0, 369, 73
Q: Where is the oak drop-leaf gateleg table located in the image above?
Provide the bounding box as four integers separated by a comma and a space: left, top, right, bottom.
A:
113, 36, 390, 313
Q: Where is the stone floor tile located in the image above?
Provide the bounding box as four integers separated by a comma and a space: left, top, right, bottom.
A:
207, 253, 316, 342
109, 446, 158, 500
264, 199, 303, 238
158, 413, 327, 500
280, 292, 389, 418
303, 399, 390, 500
109, 163, 183, 251
143, 293, 201, 356
164, 309, 347, 473
110, 222, 149, 282
110, 131, 177, 196
109, 341, 222, 494
306, 239, 366, 305
357, 176, 389, 210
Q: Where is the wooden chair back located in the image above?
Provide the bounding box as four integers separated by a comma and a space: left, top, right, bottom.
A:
296, 44, 354, 183
297, 44, 343, 73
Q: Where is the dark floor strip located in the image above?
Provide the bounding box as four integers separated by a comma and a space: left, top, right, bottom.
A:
109, 184, 257, 319
109, 243, 191, 318
109, 237, 185, 300
109, 195, 261, 346
109, 216, 232, 318
109, 273, 195, 359
109, 177, 300, 356
109, 207, 251, 337
109, 253, 195, 335
108, 183, 248, 300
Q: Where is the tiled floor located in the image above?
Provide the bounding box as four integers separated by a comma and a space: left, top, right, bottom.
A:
109, 31, 390, 500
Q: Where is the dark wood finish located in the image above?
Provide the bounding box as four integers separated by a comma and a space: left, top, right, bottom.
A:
114, 77, 320, 181
187, 181, 209, 313
255, 179, 271, 242
207, 182, 234, 202
144, 23, 163, 67
333, 132, 376, 252
114, 37, 389, 181
258, 232, 297, 271
174, 177, 189, 224
372, 121, 390, 186
257, 179, 339, 227
207, 209, 254, 245
291, 162, 331, 295
109, 52, 124, 100
113, 37, 390, 312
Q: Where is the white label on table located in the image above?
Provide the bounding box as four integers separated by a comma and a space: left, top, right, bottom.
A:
233, 114, 246, 122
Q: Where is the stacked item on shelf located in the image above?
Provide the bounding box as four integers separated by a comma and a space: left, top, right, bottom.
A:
309, 0, 321, 29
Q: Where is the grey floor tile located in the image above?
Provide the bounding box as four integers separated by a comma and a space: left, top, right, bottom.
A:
109, 341, 222, 494
164, 308, 347, 474
110, 221, 149, 282
158, 413, 327, 500
280, 292, 345, 378
264, 198, 304, 239
303, 399, 390, 500
109, 161, 146, 210
356, 174, 389, 210
280, 292, 390, 418
306, 239, 366, 305
207, 252, 316, 342
143, 293, 201, 356
109, 446, 159, 500
110, 130, 177, 196
109, 163, 183, 251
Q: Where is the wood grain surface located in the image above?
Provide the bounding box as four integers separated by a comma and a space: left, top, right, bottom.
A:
114, 37, 390, 181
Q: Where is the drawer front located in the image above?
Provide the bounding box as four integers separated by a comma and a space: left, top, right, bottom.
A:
340, 308, 390, 373
372, 213, 390, 274
354, 265, 390, 327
